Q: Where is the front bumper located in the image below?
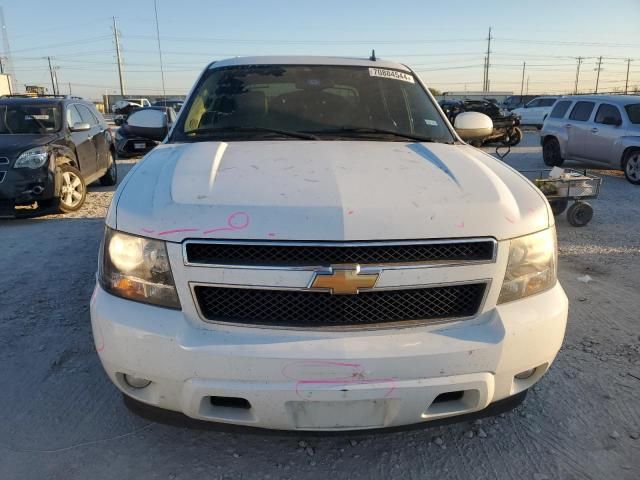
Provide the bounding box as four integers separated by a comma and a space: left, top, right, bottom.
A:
0, 166, 57, 218
90, 282, 568, 431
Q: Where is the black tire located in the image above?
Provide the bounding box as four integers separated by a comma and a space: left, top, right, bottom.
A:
470, 139, 484, 148
549, 198, 569, 216
503, 127, 522, 147
100, 151, 118, 186
566, 201, 593, 227
622, 149, 640, 185
543, 137, 564, 167
57, 164, 87, 213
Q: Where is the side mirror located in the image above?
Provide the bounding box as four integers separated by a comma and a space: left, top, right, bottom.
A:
454, 112, 493, 141
126, 109, 168, 141
602, 116, 622, 126
71, 122, 91, 132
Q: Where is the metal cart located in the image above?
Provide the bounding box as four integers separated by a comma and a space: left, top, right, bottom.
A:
518, 169, 603, 227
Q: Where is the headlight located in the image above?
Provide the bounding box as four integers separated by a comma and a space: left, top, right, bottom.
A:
498, 227, 557, 304
14, 147, 50, 169
99, 228, 181, 309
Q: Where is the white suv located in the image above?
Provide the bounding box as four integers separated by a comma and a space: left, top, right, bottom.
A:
512, 96, 559, 128
91, 56, 567, 431
541, 95, 640, 184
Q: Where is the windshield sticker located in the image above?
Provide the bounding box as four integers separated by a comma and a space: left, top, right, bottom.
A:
369, 68, 414, 83
424, 119, 438, 126
27, 114, 50, 120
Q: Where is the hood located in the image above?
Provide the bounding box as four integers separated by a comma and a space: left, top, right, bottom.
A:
0, 133, 58, 158
112, 140, 549, 242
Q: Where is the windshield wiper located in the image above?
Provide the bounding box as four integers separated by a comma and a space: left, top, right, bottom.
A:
310, 126, 436, 143
184, 126, 318, 140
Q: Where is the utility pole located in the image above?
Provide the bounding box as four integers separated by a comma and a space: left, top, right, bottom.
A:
68, 82, 72, 95
482, 56, 487, 91
47, 56, 57, 95
594, 56, 603, 93
153, 0, 167, 99
574, 57, 583, 94
525, 76, 530, 95
0, 56, 4, 73
113, 17, 126, 96
520, 61, 526, 97
625, 58, 631, 94
483, 27, 492, 93
0, 7, 15, 92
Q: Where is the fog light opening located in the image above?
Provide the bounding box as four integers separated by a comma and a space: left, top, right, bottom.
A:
123, 374, 152, 389
515, 368, 536, 380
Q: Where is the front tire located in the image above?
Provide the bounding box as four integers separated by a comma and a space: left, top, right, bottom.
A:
58, 165, 87, 213
543, 137, 564, 167
622, 150, 640, 185
100, 151, 118, 186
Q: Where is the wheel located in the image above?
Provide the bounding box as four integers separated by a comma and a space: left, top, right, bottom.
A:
566, 201, 593, 227
622, 150, 640, 185
549, 198, 568, 216
543, 137, 564, 167
100, 151, 118, 186
58, 165, 87, 213
503, 127, 522, 146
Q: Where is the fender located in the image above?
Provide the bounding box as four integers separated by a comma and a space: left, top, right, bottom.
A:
614, 135, 640, 167
49, 145, 78, 197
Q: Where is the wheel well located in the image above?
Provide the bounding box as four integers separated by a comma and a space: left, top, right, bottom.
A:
621, 146, 640, 168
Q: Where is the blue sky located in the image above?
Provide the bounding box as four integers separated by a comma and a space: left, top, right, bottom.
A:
2, 0, 639, 99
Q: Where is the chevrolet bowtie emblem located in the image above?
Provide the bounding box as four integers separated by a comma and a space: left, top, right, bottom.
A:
310, 265, 379, 295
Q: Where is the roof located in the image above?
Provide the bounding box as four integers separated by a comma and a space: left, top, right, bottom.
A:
208, 55, 411, 72
559, 94, 640, 106
0, 96, 88, 105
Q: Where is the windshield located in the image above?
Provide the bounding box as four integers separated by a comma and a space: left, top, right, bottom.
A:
625, 104, 640, 124
0, 104, 61, 134
174, 65, 453, 143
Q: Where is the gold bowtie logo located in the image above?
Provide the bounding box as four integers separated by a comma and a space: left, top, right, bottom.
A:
310, 266, 379, 295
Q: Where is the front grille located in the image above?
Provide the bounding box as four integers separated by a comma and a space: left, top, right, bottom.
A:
194, 283, 486, 328
185, 240, 495, 267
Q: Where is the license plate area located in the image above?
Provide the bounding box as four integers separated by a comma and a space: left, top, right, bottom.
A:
134, 142, 146, 149
286, 399, 391, 429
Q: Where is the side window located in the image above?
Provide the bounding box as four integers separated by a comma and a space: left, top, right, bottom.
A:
550, 100, 572, 119
568, 101, 595, 122
526, 99, 540, 108
540, 98, 557, 107
594, 104, 622, 125
66, 105, 83, 127
76, 104, 98, 126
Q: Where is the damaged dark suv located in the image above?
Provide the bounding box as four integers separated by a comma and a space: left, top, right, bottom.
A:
0, 96, 116, 218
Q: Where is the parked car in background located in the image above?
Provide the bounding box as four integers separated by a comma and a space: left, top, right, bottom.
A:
502, 95, 538, 111
0, 95, 116, 217
541, 94, 640, 184
113, 98, 152, 125
91, 55, 567, 431
440, 98, 522, 146
152, 99, 184, 112
114, 106, 176, 157
512, 96, 559, 128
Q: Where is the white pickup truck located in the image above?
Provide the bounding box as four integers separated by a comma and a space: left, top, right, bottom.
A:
91, 56, 568, 431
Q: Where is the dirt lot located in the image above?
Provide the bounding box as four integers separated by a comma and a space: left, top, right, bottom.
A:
0, 132, 639, 479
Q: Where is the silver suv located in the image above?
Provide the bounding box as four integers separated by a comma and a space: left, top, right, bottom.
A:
540, 95, 640, 184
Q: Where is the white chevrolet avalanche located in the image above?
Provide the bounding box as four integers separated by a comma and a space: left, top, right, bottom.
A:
91, 56, 568, 431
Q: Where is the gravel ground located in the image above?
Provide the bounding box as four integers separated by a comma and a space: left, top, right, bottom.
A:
0, 133, 639, 479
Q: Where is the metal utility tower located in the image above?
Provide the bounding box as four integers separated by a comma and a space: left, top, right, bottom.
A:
47, 56, 58, 95
483, 27, 492, 93
113, 17, 126, 96
154, 0, 167, 99
520, 61, 526, 96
